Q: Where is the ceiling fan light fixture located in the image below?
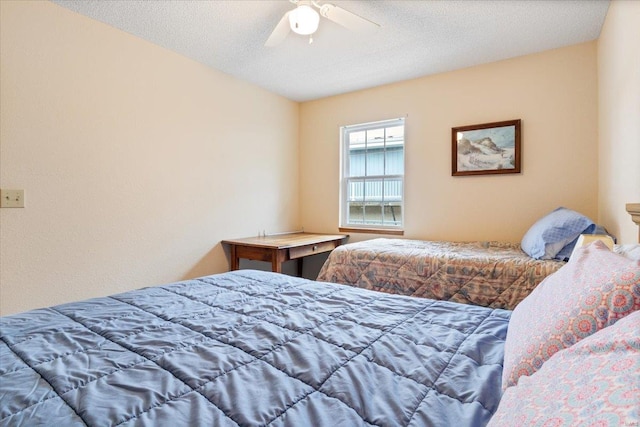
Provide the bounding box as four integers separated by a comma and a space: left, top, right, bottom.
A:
288, 4, 320, 35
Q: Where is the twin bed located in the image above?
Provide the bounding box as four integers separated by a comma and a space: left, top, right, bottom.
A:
317, 207, 608, 311
317, 239, 563, 310
1, 207, 638, 426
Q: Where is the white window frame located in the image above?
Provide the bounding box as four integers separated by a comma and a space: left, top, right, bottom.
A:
339, 117, 405, 232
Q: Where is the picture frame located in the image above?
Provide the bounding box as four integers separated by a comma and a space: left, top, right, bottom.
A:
452, 119, 521, 176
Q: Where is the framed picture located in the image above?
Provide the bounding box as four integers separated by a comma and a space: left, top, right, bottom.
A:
452, 119, 521, 176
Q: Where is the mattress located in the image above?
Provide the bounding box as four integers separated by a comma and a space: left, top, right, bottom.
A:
317, 238, 564, 310
0, 270, 510, 427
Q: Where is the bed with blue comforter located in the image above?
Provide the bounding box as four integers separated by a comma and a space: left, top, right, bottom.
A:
0, 270, 509, 427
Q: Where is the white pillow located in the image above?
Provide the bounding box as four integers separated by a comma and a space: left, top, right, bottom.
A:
614, 244, 640, 261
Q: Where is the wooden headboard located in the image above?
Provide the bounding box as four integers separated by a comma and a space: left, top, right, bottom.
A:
626, 203, 640, 242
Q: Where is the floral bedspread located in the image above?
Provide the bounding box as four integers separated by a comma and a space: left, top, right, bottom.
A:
317, 238, 565, 310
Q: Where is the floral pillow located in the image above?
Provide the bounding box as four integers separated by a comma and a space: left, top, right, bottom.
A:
489, 311, 640, 426
502, 240, 640, 389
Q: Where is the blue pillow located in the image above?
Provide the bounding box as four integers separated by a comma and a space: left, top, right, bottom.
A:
555, 224, 616, 261
554, 224, 596, 261
521, 207, 595, 260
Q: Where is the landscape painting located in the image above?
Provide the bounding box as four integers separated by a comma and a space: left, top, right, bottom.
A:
452, 119, 521, 176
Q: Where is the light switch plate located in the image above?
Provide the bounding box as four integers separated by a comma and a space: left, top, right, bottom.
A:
0, 189, 25, 208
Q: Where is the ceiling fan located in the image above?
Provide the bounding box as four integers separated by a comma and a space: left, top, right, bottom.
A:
265, 0, 379, 46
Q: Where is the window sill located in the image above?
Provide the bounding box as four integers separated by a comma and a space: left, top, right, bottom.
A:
339, 227, 404, 236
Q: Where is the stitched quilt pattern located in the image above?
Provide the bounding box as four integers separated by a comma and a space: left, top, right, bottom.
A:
317, 239, 564, 310
0, 270, 509, 427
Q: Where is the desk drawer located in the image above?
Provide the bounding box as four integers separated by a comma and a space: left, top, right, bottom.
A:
235, 245, 274, 262
289, 241, 338, 259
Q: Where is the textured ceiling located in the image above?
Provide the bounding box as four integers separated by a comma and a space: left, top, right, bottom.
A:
52, 0, 610, 102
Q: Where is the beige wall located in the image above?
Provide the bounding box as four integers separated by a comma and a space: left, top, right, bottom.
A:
0, 1, 299, 315
300, 43, 599, 243
597, 0, 640, 244
2, 2, 635, 316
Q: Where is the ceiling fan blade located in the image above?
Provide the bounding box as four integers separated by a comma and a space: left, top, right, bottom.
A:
320, 4, 379, 32
265, 11, 291, 47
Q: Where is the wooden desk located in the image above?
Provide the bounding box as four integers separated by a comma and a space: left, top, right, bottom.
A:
222, 233, 348, 276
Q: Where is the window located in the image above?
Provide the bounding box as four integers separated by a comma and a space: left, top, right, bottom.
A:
340, 118, 405, 231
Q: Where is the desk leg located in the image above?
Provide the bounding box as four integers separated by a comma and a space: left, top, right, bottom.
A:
297, 259, 303, 277
230, 245, 239, 271
271, 249, 285, 273
271, 249, 282, 273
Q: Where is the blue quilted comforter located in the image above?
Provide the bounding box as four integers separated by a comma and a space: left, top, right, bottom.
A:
0, 270, 510, 426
